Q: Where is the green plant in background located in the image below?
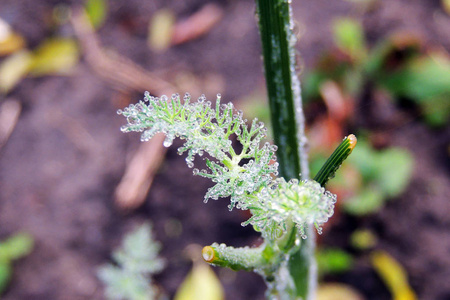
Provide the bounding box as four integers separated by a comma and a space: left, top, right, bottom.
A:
98, 223, 165, 300
316, 248, 354, 277
0, 232, 34, 295
340, 140, 413, 215
303, 17, 450, 127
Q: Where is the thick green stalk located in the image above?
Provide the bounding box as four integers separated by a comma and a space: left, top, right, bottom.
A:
255, 0, 314, 299
255, 0, 309, 181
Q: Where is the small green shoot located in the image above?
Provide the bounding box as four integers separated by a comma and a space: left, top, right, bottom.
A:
316, 248, 354, 276
98, 223, 165, 300
314, 134, 357, 187
0, 232, 34, 295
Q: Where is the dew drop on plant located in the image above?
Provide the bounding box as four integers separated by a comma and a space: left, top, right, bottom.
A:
316, 227, 323, 235
288, 178, 299, 185
116, 109, 123, 115
163, 137, 173, 147
192, 168, 199, 175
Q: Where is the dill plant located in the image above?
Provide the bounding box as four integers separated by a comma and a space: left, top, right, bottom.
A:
118, 93, 355, 299
118, 0, 357, 298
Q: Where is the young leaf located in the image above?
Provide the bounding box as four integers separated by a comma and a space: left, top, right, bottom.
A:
314, 134, 357, 187
98, 223, 165, 300
0, 232, 34, 262
174, 262, 224, 300
0, 262, 12, 295
85, 0, 108, 29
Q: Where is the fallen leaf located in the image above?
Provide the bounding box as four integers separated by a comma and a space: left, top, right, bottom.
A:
148, 8, 175, 52
114, 133, 167, 210
317, 283, 364, 300
320, 80, 351, 122
0, 99, 22, 149
442, 0, 450, 16
0, 50, 32, 94
28, 38, 79, 76
171, 4, 223, 45
371, 250, 417, 300
0, 18, 26, 56
174, 262, 224, 300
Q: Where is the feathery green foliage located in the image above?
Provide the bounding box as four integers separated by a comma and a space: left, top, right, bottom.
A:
98, 223, 165, 300
119, 93, 337, 241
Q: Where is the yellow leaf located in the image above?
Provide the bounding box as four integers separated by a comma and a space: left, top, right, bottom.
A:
371, 250, 417, 300
85, 0, 108, 29
0, 18, 26, 56
28, 38, 79, 76
443, 0, 450, 16
317, 283, 364, 300
174, 262, 224, 300
0, 50, 32, 94
148, 9, 175, 52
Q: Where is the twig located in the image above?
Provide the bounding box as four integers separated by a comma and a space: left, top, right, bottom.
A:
114, 133, 166, 210
71, 8, 174, 210
70, 8, 176, 95
171, 4, 224, 45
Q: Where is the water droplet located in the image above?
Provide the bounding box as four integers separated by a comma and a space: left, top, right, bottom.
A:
163, 137, 173, 147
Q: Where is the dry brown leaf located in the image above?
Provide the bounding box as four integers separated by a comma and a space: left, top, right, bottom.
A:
0, 99, 21, 149
171, 4, 223, 45
319, 80, 352, 122
0, 18, 26, 56
114, 133, 167, 210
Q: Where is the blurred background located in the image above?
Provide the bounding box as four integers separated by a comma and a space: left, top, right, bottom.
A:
0, 0, 449, 299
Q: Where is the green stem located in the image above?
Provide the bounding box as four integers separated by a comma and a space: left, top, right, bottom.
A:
314, 134, 357, 187
255, 0, 309, 181
202, 243, 270, 271
256, 0, 314, 299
